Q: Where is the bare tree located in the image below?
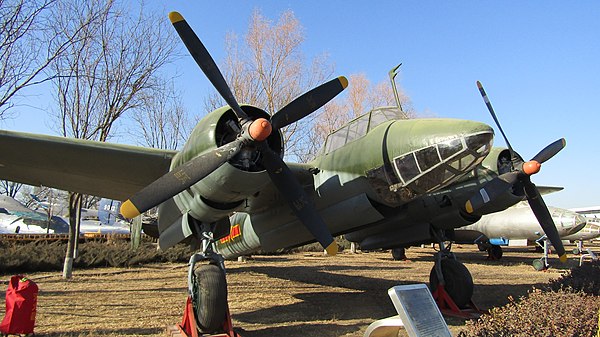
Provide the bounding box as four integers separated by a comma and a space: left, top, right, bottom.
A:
203, 9, 334, 158
131, 79, 190, 150
48, 0, 178, 278
0, 0, 90, 118
0, 180, 22, 198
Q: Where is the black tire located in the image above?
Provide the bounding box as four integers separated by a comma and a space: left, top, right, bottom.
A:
487, 245, 503, 260
429, 259, 473, 308
391, 247, 407, 260
193, 263, 228, 333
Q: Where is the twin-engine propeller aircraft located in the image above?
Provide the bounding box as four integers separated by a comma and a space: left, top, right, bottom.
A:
0, 11, 568, 333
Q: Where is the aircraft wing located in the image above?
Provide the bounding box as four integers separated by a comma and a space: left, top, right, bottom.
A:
569, 206, 600, 215
537, 186, 563, 195
0, 130, 177, 201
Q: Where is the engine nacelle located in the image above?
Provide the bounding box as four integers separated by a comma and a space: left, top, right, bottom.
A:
481, 147, 520, 176
474, 147, 527, 215
167, 105, 283, 224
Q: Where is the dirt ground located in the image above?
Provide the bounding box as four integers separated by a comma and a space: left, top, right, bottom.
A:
0, 244, 585, 337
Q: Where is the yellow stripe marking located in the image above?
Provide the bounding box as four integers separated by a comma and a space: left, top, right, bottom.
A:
168, 12, 184, 24
559, 253, 567, 263
120, 200, 141, 219
338, 76, 348, 89
325, 241, 338, 256
465, 200, 473, 214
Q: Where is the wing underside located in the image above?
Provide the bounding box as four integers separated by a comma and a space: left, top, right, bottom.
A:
0, 130, 177, 201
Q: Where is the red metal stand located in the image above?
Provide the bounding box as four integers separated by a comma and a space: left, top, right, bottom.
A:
432, 285, 482, 319
175, 297, 241, 337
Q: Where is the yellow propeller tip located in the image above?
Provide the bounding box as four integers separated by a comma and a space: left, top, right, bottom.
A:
168, 11, 184, 24
465, 200, 474, 214
120, 200, 141, 219
338, 76, 348, 89
559, 253, 567, 263
325, 242, 338, 256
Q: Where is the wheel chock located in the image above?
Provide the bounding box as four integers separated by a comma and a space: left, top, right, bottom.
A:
432, 285, 482, 319
166, 296, 241, 337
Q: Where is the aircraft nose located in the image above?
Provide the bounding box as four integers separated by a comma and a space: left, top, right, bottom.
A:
564, 213, 587, 235
388, 119, 494, 194
464, 128, 494, 155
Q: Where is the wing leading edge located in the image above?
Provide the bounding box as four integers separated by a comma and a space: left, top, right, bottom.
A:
0, 130, 177, 201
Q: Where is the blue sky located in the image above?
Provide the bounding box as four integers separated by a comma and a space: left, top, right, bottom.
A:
3, 1, 599, 209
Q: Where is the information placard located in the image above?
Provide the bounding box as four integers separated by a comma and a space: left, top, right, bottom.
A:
388, 284, 452, 337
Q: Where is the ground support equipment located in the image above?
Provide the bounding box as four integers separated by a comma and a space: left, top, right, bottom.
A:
431, 284, 481, 319
166, 296, 240, 337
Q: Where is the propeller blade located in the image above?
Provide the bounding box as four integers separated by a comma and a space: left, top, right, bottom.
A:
271, 76, 348, 130
169, 12, 248, 120
523, 180, 567, 262
465, 172, 519, 213
531, 138, 566, 164
476, 81, 516, 158
259, 144, 337, 255
121, 139, 244, 219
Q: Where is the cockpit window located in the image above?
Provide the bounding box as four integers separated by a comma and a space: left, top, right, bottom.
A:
466, 133, 493, 155
393, 132, 492, 194
395, 153, 420, 182
438, 138, 462, 160
415, 146, 440, 171
324, 128, 348, 154
323, 106, 405, 154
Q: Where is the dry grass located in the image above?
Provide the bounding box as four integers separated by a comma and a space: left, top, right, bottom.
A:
0, 244, 585, 337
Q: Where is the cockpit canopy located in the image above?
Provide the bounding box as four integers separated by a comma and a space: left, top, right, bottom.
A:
324, 106, 407, 154
392, 132, 493, 194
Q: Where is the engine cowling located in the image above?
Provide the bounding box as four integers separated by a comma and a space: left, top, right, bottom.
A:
473, 147, 526, 215
169, 105, 283, 223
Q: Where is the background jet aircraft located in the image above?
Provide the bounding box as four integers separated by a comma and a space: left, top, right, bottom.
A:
562, 218, 600, 243
0, 11, 569, 334
453, 201, 586, 260
0, 195, 129, 235
0, 195, 69, 234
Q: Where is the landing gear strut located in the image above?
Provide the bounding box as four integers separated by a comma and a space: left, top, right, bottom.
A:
572, 240, 584, 255
176, 228, 240, 337
532, 236, 551, 271
429, 236, 480, 318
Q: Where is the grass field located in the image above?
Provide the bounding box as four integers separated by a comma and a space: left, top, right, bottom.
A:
0, 244, 589, 336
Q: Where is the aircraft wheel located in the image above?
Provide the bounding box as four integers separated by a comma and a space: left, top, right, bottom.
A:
193, 263, 228, 333
572, 247, 581, 255
429, 259, 473, 308
532, 259, 547, 271
391, 247, 407, 260
487, 245, 503, 260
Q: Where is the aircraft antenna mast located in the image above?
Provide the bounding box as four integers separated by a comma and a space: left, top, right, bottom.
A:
388, 63, 405, 117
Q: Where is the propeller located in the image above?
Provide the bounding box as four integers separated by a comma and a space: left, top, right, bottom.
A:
465, 81, 567, 262
121, 11, 347, 255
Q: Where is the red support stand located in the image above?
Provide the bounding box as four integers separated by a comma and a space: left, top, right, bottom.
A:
174, 297, 241, 337
432, 285, 482, 319
177, 297, 199, 337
